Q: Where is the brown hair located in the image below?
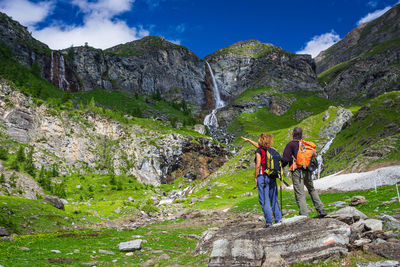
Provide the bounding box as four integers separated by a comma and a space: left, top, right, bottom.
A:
258, 133, 273, 148
293, 127, 303, 139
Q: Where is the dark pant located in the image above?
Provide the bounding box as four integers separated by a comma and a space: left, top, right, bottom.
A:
292, 169, 324, 216
257, 174, 282, 224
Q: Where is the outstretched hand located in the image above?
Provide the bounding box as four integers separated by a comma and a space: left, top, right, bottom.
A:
241, 136, 249, 142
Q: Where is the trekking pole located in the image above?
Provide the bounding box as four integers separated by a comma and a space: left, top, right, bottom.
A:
280, 176, 283, 212
396, 183, 400, 204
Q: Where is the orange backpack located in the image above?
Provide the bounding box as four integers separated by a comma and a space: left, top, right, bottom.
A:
290, 140, 318, 171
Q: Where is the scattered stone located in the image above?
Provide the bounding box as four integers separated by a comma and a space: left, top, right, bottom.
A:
351, 220, 366, 233
150, 250, 164, 254
125, 252, 133, 256
153, 237, 160, 241
350, 196, 368, 206
180, 234, 201, 240
0, 226, 9, 236
381, 199, 397, 206
364, 219, 383, 231
364, 242, 400, 261
140, 259, 155, 267
118, 240, 142, 252
158, 254, 170, 260
165, 249, 184, 254
331, 201, 347, 207
80, 262, 98, 266
102, 184, 107, 188
381, 215, 400, 230
145, 231, 152, 236
354, 238, 371, 247
74, 249, 80, 253
17, 246, 30, 251
194, 124, 206, 135
98, 249, 114, 255
112, 260, 117, 263
326, 206, 368, 224
258, 216, 265, 222
113, 207, 121, 214
60, 199, 68, 204
44, 196, 65, 211
162, 231, 168, 234
51, 250, 61, 254
128, 197, 134, 202
373, 238, 387, 244
131, 235, 143, 238
356, 260, 400, 267
76, 185, 81, 189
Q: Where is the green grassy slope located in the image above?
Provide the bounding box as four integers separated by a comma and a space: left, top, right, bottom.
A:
324, 91, 400, 174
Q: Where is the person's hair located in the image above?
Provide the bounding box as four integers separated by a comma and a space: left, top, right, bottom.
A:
258, 133, 273, 148
293, 127, 303, 139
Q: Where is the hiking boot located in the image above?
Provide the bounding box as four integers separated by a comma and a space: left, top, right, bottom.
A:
264, 223, 272, 228
313, 210, 327, 219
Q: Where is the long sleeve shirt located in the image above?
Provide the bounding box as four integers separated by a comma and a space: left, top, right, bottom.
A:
281, 140, 300, 168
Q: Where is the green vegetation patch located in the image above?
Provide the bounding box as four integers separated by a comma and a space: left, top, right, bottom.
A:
209, 40, 283, 58
324, 91, 400, 175
0, 223, 209, 267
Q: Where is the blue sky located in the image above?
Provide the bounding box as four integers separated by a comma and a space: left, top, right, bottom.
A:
0, 0, 399, 58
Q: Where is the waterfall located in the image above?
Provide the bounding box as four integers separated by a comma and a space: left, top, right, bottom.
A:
58, 54, 70, 91
316, 138, 334, 179
204, 61, 225, 128
50, 51, 54, 82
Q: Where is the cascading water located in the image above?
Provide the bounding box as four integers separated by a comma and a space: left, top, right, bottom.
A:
315, 138, 334, 179
204, 61, 225, 128
50, 51, 54, 82
58, 54, 70, 91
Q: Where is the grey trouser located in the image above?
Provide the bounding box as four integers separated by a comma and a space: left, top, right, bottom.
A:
292, 169, 324, 216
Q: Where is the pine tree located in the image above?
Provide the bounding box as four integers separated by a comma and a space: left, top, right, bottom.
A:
16, 146, 25, 162
24, 147, 35, 176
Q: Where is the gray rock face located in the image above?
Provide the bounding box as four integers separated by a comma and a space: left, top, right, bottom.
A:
118, 239, 142, 252
44, 196, 65, 211
196, 218, 351, 266
319, 107, 353, 140
205, 41, 321, 104
0, 81, 228, 185
381, 215, 400, 230
315, 4, 400, 101
69, 38, 207, 107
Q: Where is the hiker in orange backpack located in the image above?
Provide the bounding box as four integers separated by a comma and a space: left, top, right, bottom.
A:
281, 127, 326, 218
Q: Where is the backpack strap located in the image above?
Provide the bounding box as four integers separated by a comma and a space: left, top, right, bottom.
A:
259, 148, 266, 175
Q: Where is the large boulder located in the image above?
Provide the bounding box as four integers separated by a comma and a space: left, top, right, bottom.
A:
196, 218, 351, 266
326, 206, 368, 224
43, 196, 65, 211
0, 226, 9, 236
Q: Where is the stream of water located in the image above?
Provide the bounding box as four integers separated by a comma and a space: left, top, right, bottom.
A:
203, 61, 225, 128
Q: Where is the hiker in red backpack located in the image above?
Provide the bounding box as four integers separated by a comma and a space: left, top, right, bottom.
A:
281, 127, 326, 218
242, 134, 282, 228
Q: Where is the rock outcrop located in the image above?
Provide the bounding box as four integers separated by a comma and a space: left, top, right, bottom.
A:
196, 217, 351, 266
205, 40, 322, 104
0, 80, 229, 185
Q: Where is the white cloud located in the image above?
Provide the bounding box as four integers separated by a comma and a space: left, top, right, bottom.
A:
0, 0, 54, 26
367, 1, 378, 8
32, 0, 150, 50
357, 6, 391, 25
297, 31, 340, 58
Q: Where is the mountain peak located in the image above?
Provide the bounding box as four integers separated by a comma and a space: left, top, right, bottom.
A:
206, 40, 282, 59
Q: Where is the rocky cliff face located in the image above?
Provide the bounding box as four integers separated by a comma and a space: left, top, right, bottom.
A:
205, 40, 321, 103
68, 37, 207, 108
315, 4, 400, 101
0, 80, 229, 185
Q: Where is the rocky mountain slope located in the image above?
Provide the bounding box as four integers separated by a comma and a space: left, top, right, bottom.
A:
0, 12, 322, 117
315, 3, 400, 102
0, 80, 228, 186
